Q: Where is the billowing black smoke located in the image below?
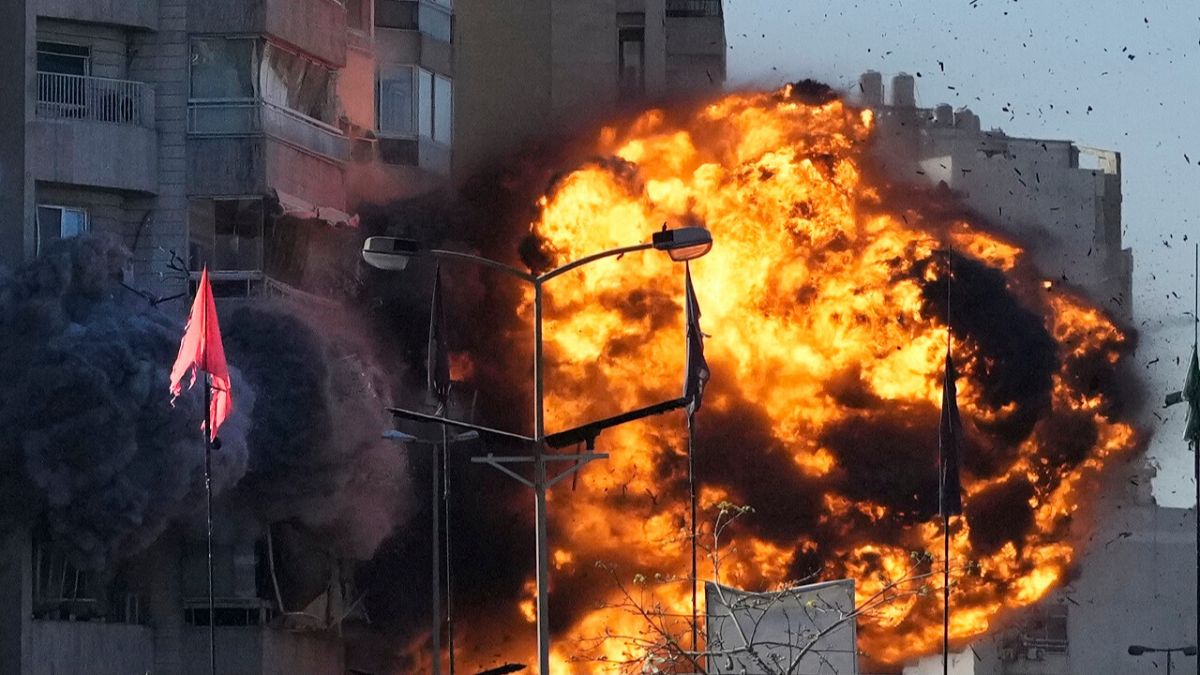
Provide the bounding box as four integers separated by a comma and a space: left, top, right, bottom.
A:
0, 235, 409, 571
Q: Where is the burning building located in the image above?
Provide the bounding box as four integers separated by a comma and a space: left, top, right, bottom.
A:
851, 72, 1193, 675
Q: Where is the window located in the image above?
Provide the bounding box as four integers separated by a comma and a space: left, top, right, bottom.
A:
418, 2, 453, 42
36, 205, 88, 253
618, 22, 645, 100
37, 41, 90, 76
433, 74, 452, 144
377, 66, 415, 136
260, 43, 337, 124
189, 198, 264, 273
189, 37, 258, 100
375, 0, 418, 29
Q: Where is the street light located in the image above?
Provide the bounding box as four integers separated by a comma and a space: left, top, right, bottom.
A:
383, 427, 480, 675
1128, 644, 1198, 675
652, 226, 713, 262
362, 226, 713, 675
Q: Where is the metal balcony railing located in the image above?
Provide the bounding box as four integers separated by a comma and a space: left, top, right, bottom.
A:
187, 100, 350, 162
665, 0, 722, 17
36, 71, 151, 126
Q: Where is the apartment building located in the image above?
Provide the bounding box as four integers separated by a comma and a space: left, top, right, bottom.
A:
0, 1, 726, 672
0, 0, 725, 301
857, 71, 1132, 323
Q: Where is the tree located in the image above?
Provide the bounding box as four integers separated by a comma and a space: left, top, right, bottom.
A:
579, 502, 963, 674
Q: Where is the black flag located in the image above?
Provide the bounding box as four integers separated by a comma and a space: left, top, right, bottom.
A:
683, 264, 710, 414
1184, 346, 1199, 445
428, 264, 451, 405
939, 350, 963, 517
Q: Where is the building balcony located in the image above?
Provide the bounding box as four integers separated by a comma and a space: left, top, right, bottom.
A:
36, 0, 158, 30
188, 100, 351, 163
187, 101, 347, 219
189, 0, 347, 66
30, 72, 158, 193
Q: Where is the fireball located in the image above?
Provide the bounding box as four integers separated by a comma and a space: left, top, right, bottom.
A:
452, 84, 1135, 672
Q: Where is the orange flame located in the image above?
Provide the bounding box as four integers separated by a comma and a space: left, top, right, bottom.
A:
454, 85, 1137, 672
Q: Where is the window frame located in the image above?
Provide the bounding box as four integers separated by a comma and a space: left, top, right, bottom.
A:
376, 64, 417, 138
35, 204, 89, 254
187, 196, 266, 276
36, 41, 91, 76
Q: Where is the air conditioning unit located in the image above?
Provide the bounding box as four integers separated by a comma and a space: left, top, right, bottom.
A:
1026, 647, 1046, 661
999, 647, 1017, 663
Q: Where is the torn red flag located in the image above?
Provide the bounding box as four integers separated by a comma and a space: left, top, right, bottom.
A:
169, 267, 232, 440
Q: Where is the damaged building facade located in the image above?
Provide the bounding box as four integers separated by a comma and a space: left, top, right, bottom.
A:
0, 0, 727, 299
0, 0, 725, 674
855, 72, 1194, 675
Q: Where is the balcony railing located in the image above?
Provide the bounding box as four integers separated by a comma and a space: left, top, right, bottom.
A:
36, 71, 151, 126
665, 0, 722, 17
187, 100, 350, 162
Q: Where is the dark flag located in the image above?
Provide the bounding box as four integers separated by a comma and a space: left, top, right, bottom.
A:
683, 264, 710, 414
428, 264, 451, 405
939, 350, 963, 517
1184, 345, 1200, 445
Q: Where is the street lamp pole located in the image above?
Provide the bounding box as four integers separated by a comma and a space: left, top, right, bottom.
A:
363, 227, 713, 675
1128, 645, 1198, 675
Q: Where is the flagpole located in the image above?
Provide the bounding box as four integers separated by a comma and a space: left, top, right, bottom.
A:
688, 409, 698, 658
443, 419, 456, 675
1192, 242, 1198, 675
943, 252, 952, 675
203, 372, 216, 675
431, 427, 442, 675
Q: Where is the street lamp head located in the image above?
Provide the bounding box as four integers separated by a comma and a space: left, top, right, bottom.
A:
362, 236, 421, 271
1183, 646, 1198, 656
381, 429, 419, 443
652, 226, 713, 262
1128, 646, 1149, 656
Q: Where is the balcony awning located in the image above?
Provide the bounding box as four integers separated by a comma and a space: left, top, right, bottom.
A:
274, 189, 358, 228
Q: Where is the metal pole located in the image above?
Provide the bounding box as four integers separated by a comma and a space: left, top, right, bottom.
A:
533, 280, 551, 675
943, 512, 950, 675
203, 373, 215, 675
443, 422, 456, 675
1168, 649, 1173, 675
688, 411, 698, 657
431, 431, 442, 675
1193, 243, 1198, 675
943, 252, 951, 675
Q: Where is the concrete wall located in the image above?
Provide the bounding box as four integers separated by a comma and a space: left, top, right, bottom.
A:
454, 0, 552, 177
262, 629, 344, 675
188, 0, 347, 67
37, 0, 157, 31
918, 129, 1129, 321
29, 621, 154, 675
664, 14, 726, 90
1, 0, 34, 268
30, 120, 159, 194
550, 0, 617, 121
0, 529, 32, 675
126, 0, 188, 299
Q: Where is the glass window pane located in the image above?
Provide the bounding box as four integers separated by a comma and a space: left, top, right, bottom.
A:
190, 38, 257, 99
418, 4, 452, 42
37, 42, 89, 76
188, 200, 216, 270
378, 67, 414, 135
36, 207, 62, 253
60, 209, 87, 238
433, 75, 452, 145
212, 199, 263, 272
417, 69, 433, 139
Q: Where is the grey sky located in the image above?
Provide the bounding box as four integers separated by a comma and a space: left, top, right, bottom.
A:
724, 0, 1199, 506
